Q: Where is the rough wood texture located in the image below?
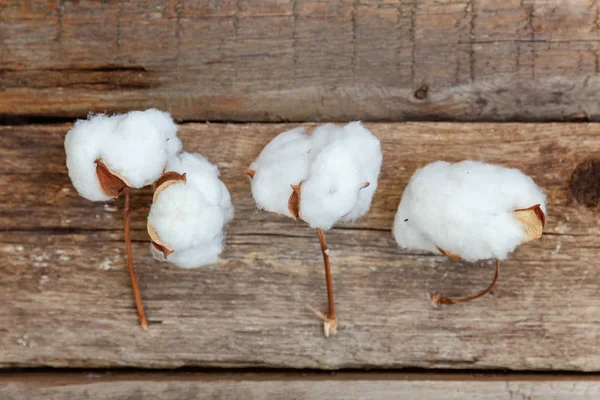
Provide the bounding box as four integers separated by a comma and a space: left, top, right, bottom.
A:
1, 122, 599, 370
2, 1, 600, 122
2, 372, 600, 400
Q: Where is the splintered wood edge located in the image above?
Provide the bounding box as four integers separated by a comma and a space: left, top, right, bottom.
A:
147, 224, 174, 258
152, 171, 187, 203
94, 159, 131, 198
514, 204, 546, 243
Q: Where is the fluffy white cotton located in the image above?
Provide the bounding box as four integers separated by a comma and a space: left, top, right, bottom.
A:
393, 160, 547, 261
248, 122, 382, 229
148, 152, 234, 268
64, 109, 181, 201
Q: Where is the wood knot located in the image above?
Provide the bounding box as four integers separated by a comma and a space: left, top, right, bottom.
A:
570, 159, 600, 208
414, 85, 429, 100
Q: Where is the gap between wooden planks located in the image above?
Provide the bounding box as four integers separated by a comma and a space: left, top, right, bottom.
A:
0, 122, 599, 370
1, 371, 600, 400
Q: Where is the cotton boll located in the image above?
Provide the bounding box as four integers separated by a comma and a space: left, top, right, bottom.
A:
150, 183, 226, 250
299, 152, 364, 229
147, 152, 233, 268
99, 109, 180, 188
141, 108, 182, 159
165, 152, 234, 223
64, 109, 181, 201
248, 127, 312, 217
247, 122, 382, 229
300, 122, 382, 229
393, 160, 547, 261
64, 114, 123, 201
150, 239, 223, 269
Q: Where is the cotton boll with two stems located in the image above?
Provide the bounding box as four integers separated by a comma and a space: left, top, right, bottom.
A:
245, 122, 382, 337
63, 109, 182, 331
64, 109, 181, 200
393, 160, 547, 305
148, 152, 234, 269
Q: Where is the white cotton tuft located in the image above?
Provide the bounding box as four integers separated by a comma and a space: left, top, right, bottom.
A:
393, 160, 547, 261
248, 122, 382, 229
64, 109, 181, 201
148, 152, 234, 269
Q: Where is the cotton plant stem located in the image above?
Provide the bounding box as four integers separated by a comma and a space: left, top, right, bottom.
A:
316, 228, 337, 336
123, 187, 149, 331
432, 259, 500, 306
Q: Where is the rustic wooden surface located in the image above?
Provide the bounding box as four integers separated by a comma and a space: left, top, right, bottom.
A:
1, 122, 599, 370
2, 1, 600, 122
1, 371, 600, 400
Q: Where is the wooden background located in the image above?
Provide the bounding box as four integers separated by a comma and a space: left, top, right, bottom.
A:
2, 0, 600, 398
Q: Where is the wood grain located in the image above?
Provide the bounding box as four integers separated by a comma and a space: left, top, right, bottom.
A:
1, 371, 600, 400
1, 122, 599, 370
2, 1, 600, 122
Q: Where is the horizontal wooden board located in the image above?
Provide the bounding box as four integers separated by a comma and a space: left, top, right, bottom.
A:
1, 371, 600, 400
2, 1, 600, 121
1, 122, 600, 370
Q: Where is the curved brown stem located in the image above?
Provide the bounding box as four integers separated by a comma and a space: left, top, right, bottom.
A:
432, 259, 500, 306
316, 228, 337, 336
123, 187, 149, 331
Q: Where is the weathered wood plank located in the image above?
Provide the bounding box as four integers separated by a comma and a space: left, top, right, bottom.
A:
1, 1, 600, 121
1, 371, 600, 400
1, 122, 599, 370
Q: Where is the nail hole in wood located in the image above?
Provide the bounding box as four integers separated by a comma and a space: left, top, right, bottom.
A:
414, 85, 428, 100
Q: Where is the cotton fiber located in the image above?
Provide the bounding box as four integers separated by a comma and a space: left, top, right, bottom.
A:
247, 122, 382, 229
147, 152, 234, 268
64, 109, 181, 201
393, 160, 547, 261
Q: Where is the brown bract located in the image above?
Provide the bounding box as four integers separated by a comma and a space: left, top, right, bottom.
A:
244, 169, 255, 179
146, 171, 187, 258
152, 171, 186, 203
437, 204, 546, 260
288, 182, 302, 220
514, 204, 545, 243
94, 159, 130, 198
147, 224, 174, 258
437, 247, 461, 259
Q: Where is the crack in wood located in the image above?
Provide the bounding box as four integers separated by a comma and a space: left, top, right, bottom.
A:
410, 1, 417, 87
116, 0, 123, 62
352, 0, 357, 83
468, 0, 475, 83
292, 0, 299, 86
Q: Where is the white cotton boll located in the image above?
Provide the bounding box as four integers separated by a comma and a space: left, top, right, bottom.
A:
150, 239, 223, 269
148, 152, 233, 268
393, 160, 547, 261
64, 114, 123, 201
99, 110, 180, 188
248, 122, 382, 229
64, 109, 181, 201
301, 122, 382, 228
166, 152, 234, 223
299, 152, 364, 229
249, 127, 312, 217
150, 183, 226, 249
141, 108, 182, 159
